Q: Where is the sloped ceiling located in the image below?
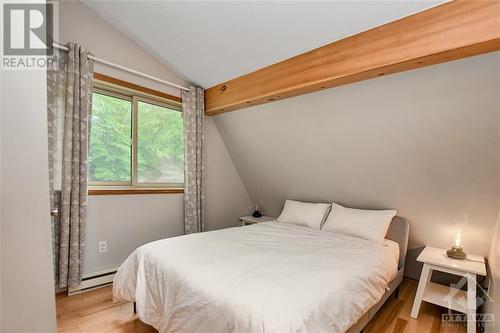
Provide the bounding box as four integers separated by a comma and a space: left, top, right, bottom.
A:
83, 0, 445, 88
212, 53, 500, 278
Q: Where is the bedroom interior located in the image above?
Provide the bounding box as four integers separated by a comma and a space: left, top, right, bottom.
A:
1, 1, 499, 333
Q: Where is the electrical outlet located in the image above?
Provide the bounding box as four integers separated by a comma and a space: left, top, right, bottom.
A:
99, 241, 107, 253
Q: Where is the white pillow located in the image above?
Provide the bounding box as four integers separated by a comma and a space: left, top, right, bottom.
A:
276, 200, 331, 229
322, 202, 396, 244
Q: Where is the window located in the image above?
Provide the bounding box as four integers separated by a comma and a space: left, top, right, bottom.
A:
89, 82, 184, 190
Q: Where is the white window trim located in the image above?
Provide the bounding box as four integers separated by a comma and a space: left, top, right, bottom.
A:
89, 82, 184, 190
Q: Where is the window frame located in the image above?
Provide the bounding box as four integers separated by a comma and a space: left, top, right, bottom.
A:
89, 78, 184, 192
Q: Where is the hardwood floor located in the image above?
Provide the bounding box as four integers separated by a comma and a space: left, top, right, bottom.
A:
56, 288, 155, 333
56, 279, 466, 333
364, 279, 466, 333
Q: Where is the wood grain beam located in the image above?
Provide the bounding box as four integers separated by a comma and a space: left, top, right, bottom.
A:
205, 1, 500, 115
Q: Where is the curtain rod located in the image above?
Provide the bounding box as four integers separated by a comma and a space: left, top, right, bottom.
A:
52, 42, 190, 92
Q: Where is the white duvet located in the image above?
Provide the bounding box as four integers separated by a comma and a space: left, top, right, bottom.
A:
113, 222, 399, 333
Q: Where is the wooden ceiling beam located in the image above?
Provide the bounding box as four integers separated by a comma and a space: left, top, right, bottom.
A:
204, 1, 500, 116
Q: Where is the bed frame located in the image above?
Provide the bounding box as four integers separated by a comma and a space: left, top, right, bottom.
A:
347, 216, 410, 333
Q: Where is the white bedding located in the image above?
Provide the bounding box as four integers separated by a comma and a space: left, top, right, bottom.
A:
113, 222, 399, 333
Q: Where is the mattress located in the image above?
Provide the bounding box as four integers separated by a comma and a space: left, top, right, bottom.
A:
113, 221, 399, 333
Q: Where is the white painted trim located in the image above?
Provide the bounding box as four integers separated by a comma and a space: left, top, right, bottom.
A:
68, 267, 118, 295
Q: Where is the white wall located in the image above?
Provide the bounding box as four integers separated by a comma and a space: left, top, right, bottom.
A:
59, 1, 252, 274
214, 53, 500, 279
1, 70, 57, 330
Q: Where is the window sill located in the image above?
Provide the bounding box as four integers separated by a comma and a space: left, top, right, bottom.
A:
88, 188, 184, 195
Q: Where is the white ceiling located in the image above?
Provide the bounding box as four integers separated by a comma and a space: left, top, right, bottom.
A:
83, 1, 446, 88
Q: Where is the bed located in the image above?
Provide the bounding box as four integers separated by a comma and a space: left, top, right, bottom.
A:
113, 215, 408, 333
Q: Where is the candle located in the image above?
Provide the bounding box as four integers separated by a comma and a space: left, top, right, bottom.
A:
453, 229, 462, 248
447, 227, 466, 259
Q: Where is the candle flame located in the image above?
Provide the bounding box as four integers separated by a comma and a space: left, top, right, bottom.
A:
453, 229, 462, 248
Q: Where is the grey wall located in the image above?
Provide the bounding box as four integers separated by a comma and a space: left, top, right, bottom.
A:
84, 119, 253, 273
214, 53, 500, 279
1, 70, 57, 330
205, 117, 254, 231
485, 216, 500, 332
60, 1, 252, 274
85, 194, 183, 273
58, 0, 189, 97
484, 102, 500, 332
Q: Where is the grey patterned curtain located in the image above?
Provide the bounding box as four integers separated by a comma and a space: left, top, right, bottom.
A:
181, 87, 205, 234
47, 43, 94, 288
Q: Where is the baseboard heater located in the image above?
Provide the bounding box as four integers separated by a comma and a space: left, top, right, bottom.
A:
68, 267, 118, 295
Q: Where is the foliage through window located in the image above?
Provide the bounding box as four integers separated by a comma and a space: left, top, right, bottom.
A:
89, 85, 184, 188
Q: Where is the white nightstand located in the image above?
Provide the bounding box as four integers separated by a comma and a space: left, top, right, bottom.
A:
239, 215, 275, 226
410, 246, 486, 333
